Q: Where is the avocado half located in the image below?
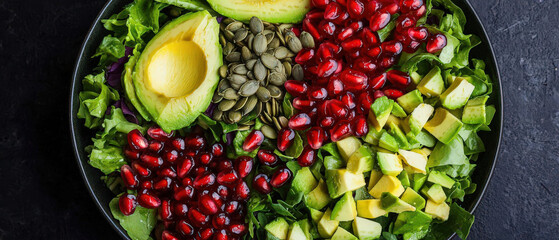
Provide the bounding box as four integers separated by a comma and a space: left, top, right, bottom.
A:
124, 11, 222, 132
207, 0, 311, 23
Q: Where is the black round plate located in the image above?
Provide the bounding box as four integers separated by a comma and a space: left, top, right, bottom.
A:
70, 0, 503, 239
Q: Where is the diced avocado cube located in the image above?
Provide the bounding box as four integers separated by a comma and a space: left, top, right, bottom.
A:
391, 103, 408, 117
410, 71, 423, 85
336, 137, 361, 162
398, 149, 427, 174
318, 209, 339, 238
462, 96, 489, 124
352, 217, 382, 240
461, 75, 489, 97
309, 208, 324, 223
412, 148, 432, 157
424, 108, 463, 144
408, 103, 435, 135
449, 108, 463, 119
265, 217, 290, 240
397, 170, 410, 188
400, 188, 426, 210
377, 152, 403, 176
412, 173, 428, 192
386, 114, 402, 128
367, 169, 383, 192
292, 167, 318, 194
440, 77, 475, 109
326, 169, 366, 199
331, 192, 357, 221
380, 192, 416, 213
368, 97, 394, 131
297, 219, 312, 240
378, 132, 399, 153
427, 171, 456, 189
413, 130, 437, 148
425, 200, 450, 221
305, 179, 332, 210
331, 226, 358, 240
417, 66, 445, 97
393, 211, 432, 235
401, 117, 412, 134
356, 199, 387, 219
425, 184, 446, 204
388, 122, 409, 149
369, 175, 405, 198
364, 125, 385, 145
324, 156, 345, 170
397, 90, 424, 113
288, 222, 307, 240
347, 145, 375, 174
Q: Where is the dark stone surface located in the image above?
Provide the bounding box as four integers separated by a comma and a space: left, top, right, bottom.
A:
0, 0, 557, 239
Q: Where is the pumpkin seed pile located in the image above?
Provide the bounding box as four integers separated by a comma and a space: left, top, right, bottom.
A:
212, 17, 309, 137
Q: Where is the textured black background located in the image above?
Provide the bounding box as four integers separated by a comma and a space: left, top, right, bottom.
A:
0, 0, 558, 239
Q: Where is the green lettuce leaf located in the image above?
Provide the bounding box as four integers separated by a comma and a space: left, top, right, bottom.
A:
89, 146, 126, 175
427, 137, 468, 167
77, 72, 120, 129
110, 196, 157, 240
155, 0, 213, 11
93, 35, 126, 67
125, 0, 166, 45
425, 203, 474, 240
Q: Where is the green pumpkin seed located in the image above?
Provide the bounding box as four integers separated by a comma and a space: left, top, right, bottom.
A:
213, 109, 223, 121
228, 74, 247, 85
234, 28, 248, 42
287, 36, 303, 53
222, 18, 235, 26
225, 52, 241, 62
230, 82, 242, 90
276, 29, 286, 45
222, 88, 239, 100
267, 85, 282, 98
278, 116, 288, 128
247, 71, 255, 80
273, 117, 282, 131
224, 29, 235, 41
228, 111, 242, 123
237, 125, 251, 131
261, 53, 277, 69
253, 60, 267, 81
249, 17, 264, 34
219, 65, 228, 78
292, 64, 304, 81
233, 97, 248, 111
232, 64, 247, 75
261, 125, 277, 139
263, 110, 273, 123
283, 61, 292, 77
239, 80, 259, 97
219, 34, 227, 47
241, 46, 251, 61
226, 21, 243, 32
252, 33, 267, 56
268, 72, 286, 86
223, 42, 235, 56
223, 113, 234, 124
212, 94, 223, 103
242, 96, 258, 115
268, 38, 280, 49
246, 59, 257, 70
218, 80, 230, 92
300, 31, 315, 49
274, 47, 289, 59
278, 24, 293, 34
263, 30, 275, 44
218, 100, 236, 111
284, 30, 296, 40
256, 87, 271, 102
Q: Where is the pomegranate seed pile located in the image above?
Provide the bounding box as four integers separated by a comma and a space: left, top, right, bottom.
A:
282, 0, 447, 153
120, 127, 251, 240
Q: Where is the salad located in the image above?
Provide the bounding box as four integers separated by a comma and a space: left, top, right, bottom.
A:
76, 0, 496, 239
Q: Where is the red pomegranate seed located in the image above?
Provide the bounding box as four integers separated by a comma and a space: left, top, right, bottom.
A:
426, 33, 447, 53
185, 135, 206, 149
236, 156, 253, 178
138, 192, 161, 209
306, 9, 326, 20
174, 185, 194, 201
181, 177, 193, 186
295, 48, 315, 64
257, 150, 279, 166
147, 140, 163, 153
217, 185, 229, 199
308, 87, 329, 100
139, 154, 163, 168
317, 59, 338, 78
382, 3, 400, 14
354, 116, 369, 137
195, 166, 208, 176
348, 20, 364, 31
362, 28, 380, 47
307, 66, 319, 76
173, 202, 188, 218
199, 228, 214, 240
120, 165, 138, 189
230, 224, 247, 235
169, 138, 184, 151
396, 15, 416, 32
332, 11, 350, 25
212, 213, 231, 229
159, 167, 177, 178
161, 230, 179, 240
234, 181, 250, 200
284, 80, 308, 97
217, 160, 233, 172
127, 129, 148, 150
380, 56, 396, 68
299, 145, 318, 165
277, 128, 296, 151
217, 169, 239, 185
348, 50, 361, 59
198, 152, 213, 165
131, 162, 151, 177
198, 194, 218, 215
384, 89, 405, 99
337, 27, 354, 42
288, 113, 312, 131
358, 92, 374, 110
270, 168, 292, 188
341, 38, 363, 51
382, 40, 403, 55
177, 157, 194, 179
242, 130, 264, 152
147, 126, 173, 141
118, 194, 137, 216
293, 97, 317, 111
328, 99, 349, 119
159, 199, 173, 221
193, 173, 216, 189
365, 46, 383, 58
319, 116, 336, 128
211, 143, 225, 157
163, 150, 178, 163
331, 120, 353, 142
340, 69, 368, 87
404, 40, 422, 53
410, 4, 426, 18
369, 11, 391, 31
401, 0, 423, 11
319, 20, 337, 36
347, 0, 365, 19
303, 18, 323, 41
188, 209, 209, 227
225, 201, 239, 214
407, 27, 429, 41
312, 0, 330, 9
124, 148, 140, 160
154, 177, 172, 191
324, 2, 342, 19
327, 78, 344, 96
140, 180, 152, 189
364, 0, 381, 15
214, 230, 228, 240
341, 92, 357, 109
373, 90, 386, 99
253, 174, 272, 194
306, 127, 327, 150
176, 220, 194, 236
387, 69, 411, 87
337, 0, 347, 6
354, 57, 377, 72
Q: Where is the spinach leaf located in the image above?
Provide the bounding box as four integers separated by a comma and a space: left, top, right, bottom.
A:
233, 130, 258, 157
427, 137, 468, 167
93, 35, 126, 68
426, 203, 474, 240
110, 196, 157, 240
400, 53, 443, 73
155, 0, 213, 12
319, 142, 342, 160
282, 92, 294, 118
